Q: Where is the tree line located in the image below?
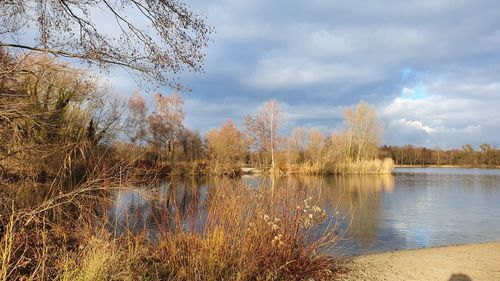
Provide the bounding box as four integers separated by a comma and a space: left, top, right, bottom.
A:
1, 52, 393, 180
125, 92, 392, 175
381, 144, 500, 167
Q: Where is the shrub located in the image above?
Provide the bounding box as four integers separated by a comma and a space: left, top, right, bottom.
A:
1, 179, 343, 280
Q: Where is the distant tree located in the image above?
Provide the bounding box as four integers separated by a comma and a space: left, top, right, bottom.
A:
461, 144, 476, 165
264, 100, 280, 169
400, 145, 419, 166
125, 92, 148, 145
177, 128, 204, 162
84, 89, 126, 146
324, 132, 347, 164
148, 92, 184, 165
285, 127, 308, 165
421, 147, 432, 166
479, 143, 494, 165
306, 128, 325, 165
206, 120, 248, 174
245, 99, 280, 169
344, 101, 382, 162
434, 146, 442, 166
381, 144, 500, 167
0, 0, 213, 88
190, 130, 204, 161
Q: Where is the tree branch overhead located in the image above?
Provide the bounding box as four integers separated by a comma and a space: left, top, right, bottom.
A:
0, 0, 213, 89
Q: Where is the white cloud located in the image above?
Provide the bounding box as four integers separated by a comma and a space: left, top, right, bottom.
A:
172, 1, 500, 146
18, 0, 500, 147
380, 77, 500, 146
401, 88, 414, 97
247, 59, 383, 89
392, 119, 437, 134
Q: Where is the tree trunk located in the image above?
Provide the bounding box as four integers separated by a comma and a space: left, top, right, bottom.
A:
270, 110, 275, 170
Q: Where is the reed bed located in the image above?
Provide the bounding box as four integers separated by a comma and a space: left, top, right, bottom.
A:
332, 158, 394, 175
0, 175, 343, 280
278, 158, 394, 175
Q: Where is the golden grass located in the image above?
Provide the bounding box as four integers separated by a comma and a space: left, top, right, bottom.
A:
332, 158, 395, 175
278, 158, 395, 175
0, 177, 343, 280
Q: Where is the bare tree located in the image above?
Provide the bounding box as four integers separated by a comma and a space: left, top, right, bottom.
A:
0, 53, 124, 176
479, 143, 493, 165
176, 128, 203, 162
206, 119, 248, 175
148, 92, 184, 165
288, 127, 308, 164
324, 132, 346, 164
126, 91, 148, 145
245, 99, 280, 169
306, 128, 325, 165
0, 0, 213, 88
344, 101, 382, 162
461, 144, 476, 165
265, 100, 280, 169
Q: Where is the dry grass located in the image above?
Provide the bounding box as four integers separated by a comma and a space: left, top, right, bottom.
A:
145, 183, 341, 280
331, 158, 394, 175
278, 158, 394, 175
0, 176, 343, 280
57, 233, 144, 281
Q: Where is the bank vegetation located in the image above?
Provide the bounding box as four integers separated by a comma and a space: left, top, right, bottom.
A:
0, 53, 393, 179
0, 1, 351, 279
0, 48, 349, 280
381, 143, 500, 168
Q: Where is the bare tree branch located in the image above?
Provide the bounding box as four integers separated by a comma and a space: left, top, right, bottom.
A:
0, 0, 213, 89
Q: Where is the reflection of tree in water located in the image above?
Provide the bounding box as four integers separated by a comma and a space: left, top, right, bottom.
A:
110, 177, 206, 235
334, 175, 394, 247
110, 174, 395, 249
271, 175, 395, 248
110, 189, 151, 235
155, 176, 206, 232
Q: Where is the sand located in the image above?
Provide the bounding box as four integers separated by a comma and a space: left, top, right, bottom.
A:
338, 242, 500, 281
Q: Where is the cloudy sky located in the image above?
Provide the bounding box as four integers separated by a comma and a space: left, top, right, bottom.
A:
113, 0, 500, 148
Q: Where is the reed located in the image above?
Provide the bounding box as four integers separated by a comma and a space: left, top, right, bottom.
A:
331, 158, 394, 175
0, 175, 343, 280
276, 158, 394, 175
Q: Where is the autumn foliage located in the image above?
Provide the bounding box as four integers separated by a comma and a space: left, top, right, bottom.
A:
206, 120, 248, 175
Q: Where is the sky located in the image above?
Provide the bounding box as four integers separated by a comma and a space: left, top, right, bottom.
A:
71, 1, 500, 148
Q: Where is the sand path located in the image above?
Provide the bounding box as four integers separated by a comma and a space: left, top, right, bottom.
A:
338, 242, 500, 281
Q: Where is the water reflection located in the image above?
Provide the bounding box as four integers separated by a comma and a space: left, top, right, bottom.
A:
108, 168, 500, 255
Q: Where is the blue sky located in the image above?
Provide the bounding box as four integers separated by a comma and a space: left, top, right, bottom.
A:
94, 1, 500, 148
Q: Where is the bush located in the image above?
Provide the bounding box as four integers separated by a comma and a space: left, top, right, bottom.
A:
1, 179, 343, 280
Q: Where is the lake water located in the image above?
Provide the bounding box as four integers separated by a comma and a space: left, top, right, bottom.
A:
108, 168, 500, 255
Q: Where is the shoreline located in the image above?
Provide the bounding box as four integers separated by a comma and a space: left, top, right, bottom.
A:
395, 164, 500, 169
339, 241, 500, 280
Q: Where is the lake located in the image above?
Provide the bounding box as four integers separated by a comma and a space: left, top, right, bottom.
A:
108, 168, 500, 255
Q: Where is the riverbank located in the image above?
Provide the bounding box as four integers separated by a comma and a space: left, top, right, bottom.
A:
395, 164, 500, 169
339, 242, 500, 281
0, 179, 342, 280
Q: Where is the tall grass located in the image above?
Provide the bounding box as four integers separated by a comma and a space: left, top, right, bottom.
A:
0, 175, 343, 280
332, 158, 394, 175
278, 158, 395, 175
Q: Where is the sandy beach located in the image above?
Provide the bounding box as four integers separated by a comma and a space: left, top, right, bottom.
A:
339, 242, 500, 281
